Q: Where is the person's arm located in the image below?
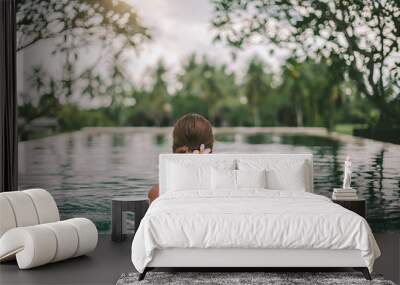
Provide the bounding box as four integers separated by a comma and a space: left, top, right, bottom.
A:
148, 185, 159, 203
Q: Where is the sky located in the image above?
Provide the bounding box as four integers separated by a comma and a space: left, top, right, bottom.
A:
125, 0, 288, 88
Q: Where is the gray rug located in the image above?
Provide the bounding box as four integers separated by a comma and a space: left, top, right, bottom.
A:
116, 271, 395, 285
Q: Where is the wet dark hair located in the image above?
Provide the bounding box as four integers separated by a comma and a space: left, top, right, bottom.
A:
172, 113, 214, 153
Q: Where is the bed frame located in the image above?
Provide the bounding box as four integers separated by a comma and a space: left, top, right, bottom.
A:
138, 154, 372, 281
139, 248, 371, 280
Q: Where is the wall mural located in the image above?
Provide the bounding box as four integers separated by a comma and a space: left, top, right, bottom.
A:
16, 0, 400, 233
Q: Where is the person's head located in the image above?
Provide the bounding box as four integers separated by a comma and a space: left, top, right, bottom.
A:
172, 113, 214, 153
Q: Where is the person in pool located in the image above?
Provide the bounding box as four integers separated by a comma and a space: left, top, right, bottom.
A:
148, 113, 214, 203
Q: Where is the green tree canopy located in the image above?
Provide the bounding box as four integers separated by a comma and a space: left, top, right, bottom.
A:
212, 0, 400, 127
280, 57, 346, 129
242, 58, 274, 126
17, 0, 149, 52
176, 54, 239, 125
17, 0, 150, 101
148, 61, 171, 125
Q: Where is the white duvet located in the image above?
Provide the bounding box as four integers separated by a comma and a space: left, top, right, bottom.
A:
131, 190, 380, 273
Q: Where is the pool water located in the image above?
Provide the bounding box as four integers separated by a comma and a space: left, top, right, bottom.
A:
18, 128, 400, 233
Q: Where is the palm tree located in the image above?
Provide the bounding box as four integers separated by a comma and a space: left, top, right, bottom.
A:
242, 58, 273, 126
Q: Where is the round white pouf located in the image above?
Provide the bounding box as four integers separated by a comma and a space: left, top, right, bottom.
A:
65, 218, 98, 257
0, 226, 57, 269
0, 196, 17, 237
23, 188, 60, 224
0, 192, 39, 227
0, 218, 98, 269
42, 221, 79, 262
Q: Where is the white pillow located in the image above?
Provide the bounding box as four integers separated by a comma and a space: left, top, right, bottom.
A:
211, 168, 268, 191
236, 169, 267, 189
167, 162, 211, 192
238, 159, 306, 191
211, 168, 237, 191
267, 167, 306, 191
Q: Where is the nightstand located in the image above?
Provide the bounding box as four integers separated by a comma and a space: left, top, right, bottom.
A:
332, 199, 366, 218
111, 197, 149, 242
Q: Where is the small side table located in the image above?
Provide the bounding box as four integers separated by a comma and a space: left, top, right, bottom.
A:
112, 197, 149, 242
332, 199, 366, 218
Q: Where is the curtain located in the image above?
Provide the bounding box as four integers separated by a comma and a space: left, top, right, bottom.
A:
0, 0, 18, 192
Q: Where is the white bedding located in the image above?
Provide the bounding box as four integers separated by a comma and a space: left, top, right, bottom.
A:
131, 190, 380, 273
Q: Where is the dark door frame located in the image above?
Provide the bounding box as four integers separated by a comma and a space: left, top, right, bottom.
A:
0, 0, 18, 192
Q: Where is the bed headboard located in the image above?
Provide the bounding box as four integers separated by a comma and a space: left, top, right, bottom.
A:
159, 153, 313, 194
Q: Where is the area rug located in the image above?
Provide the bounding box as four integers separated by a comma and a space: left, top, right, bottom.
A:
116, 271, 395, 285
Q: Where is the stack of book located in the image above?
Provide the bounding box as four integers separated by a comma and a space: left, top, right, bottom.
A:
332, 188, 358, 200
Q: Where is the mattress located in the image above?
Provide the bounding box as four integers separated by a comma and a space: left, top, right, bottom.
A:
131, 190, 380, 273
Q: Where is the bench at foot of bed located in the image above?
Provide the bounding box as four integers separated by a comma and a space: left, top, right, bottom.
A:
137, 267, 372, 281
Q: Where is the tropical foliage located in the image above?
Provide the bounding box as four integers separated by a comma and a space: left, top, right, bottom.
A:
19, 54, 379, 140
17, 0, 150, 127
16, 0, 399, 141
212, 0, 400, 127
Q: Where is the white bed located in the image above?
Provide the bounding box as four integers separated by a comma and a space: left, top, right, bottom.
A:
131, 154, 380, 280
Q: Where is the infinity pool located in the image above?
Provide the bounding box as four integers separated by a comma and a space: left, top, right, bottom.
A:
18, 127, 400, 233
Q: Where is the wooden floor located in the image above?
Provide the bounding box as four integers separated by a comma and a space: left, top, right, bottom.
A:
0, 235, 133, 285
0, 233, 399, 285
